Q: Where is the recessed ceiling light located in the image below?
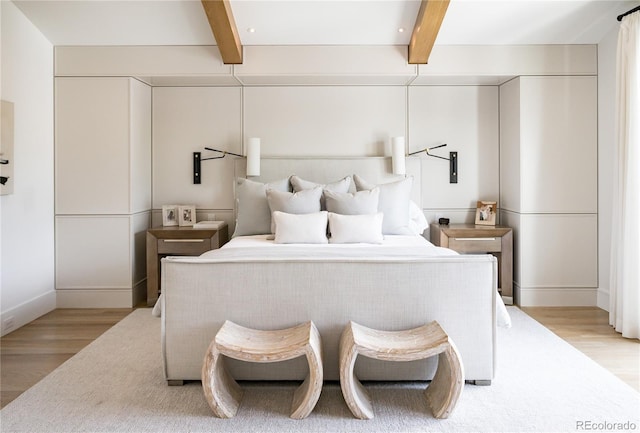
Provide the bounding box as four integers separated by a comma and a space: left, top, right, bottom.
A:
247, 28, 256, 33
398, 27, 405, 33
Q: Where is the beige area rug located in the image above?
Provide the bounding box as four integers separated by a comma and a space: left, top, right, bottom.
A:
1, 307, 638, 433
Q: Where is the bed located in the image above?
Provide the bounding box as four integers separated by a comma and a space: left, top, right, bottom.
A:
160, 157, 505, 385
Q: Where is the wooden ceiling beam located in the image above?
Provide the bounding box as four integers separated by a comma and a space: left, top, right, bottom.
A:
201, 0, 243, 64
408, 0, 450, 64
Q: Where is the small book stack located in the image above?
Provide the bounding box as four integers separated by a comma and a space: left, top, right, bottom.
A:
193, 221, 225, 229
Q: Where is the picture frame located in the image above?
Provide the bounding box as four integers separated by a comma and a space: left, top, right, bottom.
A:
475, 201, 497, 226
178, 205, 196, 227
162, 205, 178, 226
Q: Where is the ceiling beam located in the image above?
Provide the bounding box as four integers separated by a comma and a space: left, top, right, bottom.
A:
408, 0, 450, 64
201, 0, 243, 64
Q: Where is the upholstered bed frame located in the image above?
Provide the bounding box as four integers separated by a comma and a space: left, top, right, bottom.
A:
160, 157, 498, 384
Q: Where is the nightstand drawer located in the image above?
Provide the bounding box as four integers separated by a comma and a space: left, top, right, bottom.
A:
448, 237, 502, 253
157, 238, 211, 255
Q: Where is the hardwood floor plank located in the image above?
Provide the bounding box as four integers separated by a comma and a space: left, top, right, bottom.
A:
0, 308, 132, 409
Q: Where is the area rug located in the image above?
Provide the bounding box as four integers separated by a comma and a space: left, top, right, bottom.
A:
1, 308, 638, 433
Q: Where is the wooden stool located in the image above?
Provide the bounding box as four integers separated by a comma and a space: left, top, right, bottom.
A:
202, 320, 323, 419
339, 320, 464, 420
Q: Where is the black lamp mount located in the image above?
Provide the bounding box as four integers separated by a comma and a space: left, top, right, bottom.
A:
408, 144, 458, 184
193, 147, 243, 184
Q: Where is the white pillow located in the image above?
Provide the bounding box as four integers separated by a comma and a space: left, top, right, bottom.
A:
290, 175, 351, 210
324, 188, 380, 215
266, 187, 323, 233
290, 175, 351, 193
328, 212, 384, 244
353, 175, 414, 235
409, 201, 429, 235
272, 211, 329, 244
233, 178, 291, 237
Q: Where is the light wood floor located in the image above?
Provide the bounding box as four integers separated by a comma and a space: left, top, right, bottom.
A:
1, 307, 638, 409
523, 307, 640, 392
0, 308, 132, 408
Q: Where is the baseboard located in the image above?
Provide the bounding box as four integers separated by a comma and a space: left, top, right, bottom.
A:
0, 290, 57, 336
518, 287, 597, 307
597, 289, 610, 311
56, 289, 134, 308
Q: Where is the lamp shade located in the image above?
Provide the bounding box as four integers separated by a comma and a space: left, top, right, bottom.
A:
246, 137, 261, 177
391, 136, 406, 175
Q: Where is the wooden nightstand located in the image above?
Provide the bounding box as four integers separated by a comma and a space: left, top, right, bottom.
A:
430, 224, 513, 303
146, 224, 229, 306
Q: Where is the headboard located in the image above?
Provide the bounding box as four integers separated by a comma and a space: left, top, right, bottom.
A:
233, 157, 422, 206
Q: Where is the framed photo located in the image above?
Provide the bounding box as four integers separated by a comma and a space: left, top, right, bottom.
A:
162, 205, 178, 226
475, 201, 497, 226
178, 205, 196, 227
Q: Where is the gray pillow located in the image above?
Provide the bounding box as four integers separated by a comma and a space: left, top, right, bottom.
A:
233, 178, 291, 237
290, 175, 351, 210
266, 187, 323, 233
353, 175, 414, 235
324, 188, 380, 215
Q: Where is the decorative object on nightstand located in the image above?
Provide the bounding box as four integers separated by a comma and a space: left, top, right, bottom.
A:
430, 223, 513, 304
475, 201, 498, 226
146, 224, 229, 306
178, 205, 196, 226
162, 205, 178, 226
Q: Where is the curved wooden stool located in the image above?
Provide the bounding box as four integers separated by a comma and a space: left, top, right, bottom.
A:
202, 320, 323, 419
339, 320, 464, 420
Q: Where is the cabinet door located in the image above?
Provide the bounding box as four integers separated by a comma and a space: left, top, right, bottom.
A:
55, 77, 131, 214
519, 76, 597, 214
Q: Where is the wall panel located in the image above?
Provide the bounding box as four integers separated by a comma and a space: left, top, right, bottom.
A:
243, 86, 406, 157
152, 87, 241, 209
408, 86, 499, 210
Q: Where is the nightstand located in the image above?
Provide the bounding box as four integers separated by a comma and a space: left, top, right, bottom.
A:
146, 224, 229, 306
430, 224, 513, 303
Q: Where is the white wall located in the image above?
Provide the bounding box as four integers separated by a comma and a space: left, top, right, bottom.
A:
0, 1, 55, 335
597, 26, 620, 311
151, 85, 499, 232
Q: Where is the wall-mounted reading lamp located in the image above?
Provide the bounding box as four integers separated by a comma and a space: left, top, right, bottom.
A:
193, 138, 261, 184
406, 143, 458, 184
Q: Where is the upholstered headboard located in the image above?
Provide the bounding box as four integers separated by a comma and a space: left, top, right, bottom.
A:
233, 157, 422, 206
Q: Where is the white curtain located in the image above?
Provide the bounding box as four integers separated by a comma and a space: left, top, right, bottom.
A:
610, 11, 640, 339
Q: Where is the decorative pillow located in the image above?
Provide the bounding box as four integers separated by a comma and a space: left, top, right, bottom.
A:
328, 212, 384, 244
233, 178, 291, 237
324, 188, 380, 215
290, 175, 351, 210
353, 175, 414, 235
409, 201, 429, 235
266, 187, 323, 233
272, 211, 329, 244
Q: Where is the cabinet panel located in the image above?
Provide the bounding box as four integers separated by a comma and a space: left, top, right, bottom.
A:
55, 77, 131, 214
56, 216, 132, 289
519, 214, 597, 288
519, 76, 597, 214
130, 80, 152, 213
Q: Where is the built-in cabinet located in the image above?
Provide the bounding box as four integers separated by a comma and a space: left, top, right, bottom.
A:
51, 45, 600, 308
499, 76, 598, 306
55, 77, 151, 307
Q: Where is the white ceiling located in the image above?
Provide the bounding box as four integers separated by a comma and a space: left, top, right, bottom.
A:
12, 0, 638, 47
